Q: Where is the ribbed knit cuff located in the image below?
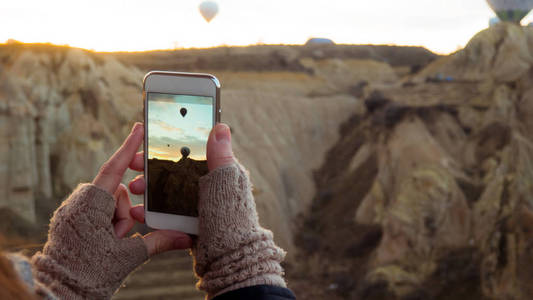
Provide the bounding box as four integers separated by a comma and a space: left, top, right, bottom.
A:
194, 163, 287, 298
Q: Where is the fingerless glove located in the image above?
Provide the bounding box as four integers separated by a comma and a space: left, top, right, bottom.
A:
31, 184, 149, 299
193, 163, 287, 299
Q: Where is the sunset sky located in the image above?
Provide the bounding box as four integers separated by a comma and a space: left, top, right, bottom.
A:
1, 0, 532, 54
148, 93, 213, 161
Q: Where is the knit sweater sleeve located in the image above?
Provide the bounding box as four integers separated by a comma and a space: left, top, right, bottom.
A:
31, 184, 149, 299
193, 163, 287, 299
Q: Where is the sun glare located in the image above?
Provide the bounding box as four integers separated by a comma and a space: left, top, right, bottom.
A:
1, 0, 532, 54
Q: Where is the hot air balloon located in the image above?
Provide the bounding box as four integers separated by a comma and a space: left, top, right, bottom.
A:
199, 1, 219, 23
305, 38, 335, 46
180, 107, 187, 117
486, 0, 533, 24
489, 16, 501, 26
180, 147, 191, 158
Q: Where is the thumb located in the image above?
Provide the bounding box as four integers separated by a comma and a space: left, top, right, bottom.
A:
207, 123, 235, 171
143, 230, 193, 256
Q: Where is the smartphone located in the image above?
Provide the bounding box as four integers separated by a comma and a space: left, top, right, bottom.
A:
143, 71, 220, 235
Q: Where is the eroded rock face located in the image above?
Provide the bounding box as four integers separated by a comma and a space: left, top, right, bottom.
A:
0, 46, 144, 222
292, 24, 533, 299
0, 74, 38, 221
220, 87, 360, 251
414, 23, 533, 83
0, 45, 361, 253
147, 157, 208, 217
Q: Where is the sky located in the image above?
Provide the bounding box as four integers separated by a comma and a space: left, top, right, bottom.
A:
148, 93, 213, 161
1, 0, 532, 54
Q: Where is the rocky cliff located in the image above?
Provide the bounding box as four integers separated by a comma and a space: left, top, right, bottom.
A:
290, 23, 533, 300
1, 42, 408, 252
6, 32, 503, 300
0, 45, 144, 224
147, 157, 208, 216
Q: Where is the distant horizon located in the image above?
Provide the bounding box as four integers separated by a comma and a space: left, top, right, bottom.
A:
0, 39, 441, 54
2, 0, 531, 55
148, 156, 204, 162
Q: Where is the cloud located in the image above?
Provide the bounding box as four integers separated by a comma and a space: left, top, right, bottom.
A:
148, 134, 207, 161
153, 119, 184, 134
149, 94, 177, 103
150, 135, 183, 148
196, 126, 211, 136
149, 148, 172, 156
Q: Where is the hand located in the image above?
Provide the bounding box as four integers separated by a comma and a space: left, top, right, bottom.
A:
128, 123, 286, 298
31, 123, 192, 299
128, 122, 235, 222
199, 124, 287, 297
93, 122, 192, 254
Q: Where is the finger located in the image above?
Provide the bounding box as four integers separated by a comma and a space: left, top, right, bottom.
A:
130, 205, 145, 224
207, 123, 235, 171
93, 123, 144, 194
143, 230, 192, 256
128, 175, 145, 195
115, 218, 135, 239
114, 184, 135, 238
129, 151, 144, 171
115, 184, 133, 220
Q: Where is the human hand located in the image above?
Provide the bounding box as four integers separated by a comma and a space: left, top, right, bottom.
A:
194, 123, 287, 298
31, 123, 191, 299
92, 122, 192, 253
128, 123, 286, 298
127, 122, 235, 223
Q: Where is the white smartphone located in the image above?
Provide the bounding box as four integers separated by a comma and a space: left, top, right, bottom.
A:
143, 71, 220, 235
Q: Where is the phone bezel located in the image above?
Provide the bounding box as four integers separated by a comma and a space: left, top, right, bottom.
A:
143, 71, 221, 235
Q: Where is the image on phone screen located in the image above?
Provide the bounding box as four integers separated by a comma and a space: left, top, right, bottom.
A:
147, 92, 213, 216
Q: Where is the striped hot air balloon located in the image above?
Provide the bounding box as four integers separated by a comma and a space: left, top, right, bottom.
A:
486, 0, 533, 24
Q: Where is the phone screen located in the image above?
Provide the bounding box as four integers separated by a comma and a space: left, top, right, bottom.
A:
146, 92, 213, 216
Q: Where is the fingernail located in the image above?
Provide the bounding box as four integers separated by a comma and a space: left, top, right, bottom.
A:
132, 122, 142, 133
215, 124, 230, 142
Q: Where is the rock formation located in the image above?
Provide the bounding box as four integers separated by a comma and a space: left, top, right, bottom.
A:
4, 19, 528, 300
1, 43, 391, 252
414, 23, 533, 84
147, 157, 208, 217
291, 23, 533, 299
0, 45, 144, 223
